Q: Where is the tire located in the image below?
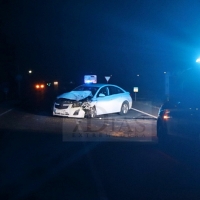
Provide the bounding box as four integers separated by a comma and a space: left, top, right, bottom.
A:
119, 101, 129, 115
157, 120, 168, 145
89, 106, 97, 118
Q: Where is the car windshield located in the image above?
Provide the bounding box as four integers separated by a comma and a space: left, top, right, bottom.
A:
72, 86, 100, 96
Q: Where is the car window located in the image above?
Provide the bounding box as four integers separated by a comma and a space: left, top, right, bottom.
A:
109, 86, 124, 95
73, 86, 99, 96
97, 86, 109, 96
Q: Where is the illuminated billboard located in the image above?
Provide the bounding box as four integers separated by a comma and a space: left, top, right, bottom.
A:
84, 75, 97, 84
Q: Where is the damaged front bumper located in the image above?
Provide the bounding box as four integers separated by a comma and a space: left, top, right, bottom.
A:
53, 104, 85, 118
53, 101, 94, 118
53, 91, 94, 118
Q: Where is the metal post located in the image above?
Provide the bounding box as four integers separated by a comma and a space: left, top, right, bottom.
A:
165, 72, 170, 101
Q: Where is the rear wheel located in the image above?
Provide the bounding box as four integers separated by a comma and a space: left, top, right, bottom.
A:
119, 101, 129, 115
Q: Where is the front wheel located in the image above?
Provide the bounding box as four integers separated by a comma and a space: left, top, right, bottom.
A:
119, 101, 129, 115
157, 120, 168, 144
89, 106, 97, 118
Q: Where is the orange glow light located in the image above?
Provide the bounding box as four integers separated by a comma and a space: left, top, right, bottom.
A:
35, 84, 45, 89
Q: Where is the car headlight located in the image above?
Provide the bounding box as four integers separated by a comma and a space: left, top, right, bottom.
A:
72, 102, 82, 108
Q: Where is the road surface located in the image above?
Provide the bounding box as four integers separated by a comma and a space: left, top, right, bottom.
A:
1, 98, 200, 199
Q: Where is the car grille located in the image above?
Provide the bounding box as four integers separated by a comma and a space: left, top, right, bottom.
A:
55, 98, 73, 109
55, 104, 69, 109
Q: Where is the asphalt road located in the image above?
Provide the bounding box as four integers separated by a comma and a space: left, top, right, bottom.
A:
1, 96, 200, 199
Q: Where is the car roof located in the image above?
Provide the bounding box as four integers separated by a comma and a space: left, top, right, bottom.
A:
81, 83, 121, 88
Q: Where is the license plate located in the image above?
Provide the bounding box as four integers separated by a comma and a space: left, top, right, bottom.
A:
55, 110, 64, 115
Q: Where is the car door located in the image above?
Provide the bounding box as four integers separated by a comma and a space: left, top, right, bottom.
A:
183, 96, 200, 140
108, 86, 125, 113
187, 107, 200, 140
173, 103, 191, 138
95, 86, 113, 115
170, 101, 198, 139
177, 77, 200, 140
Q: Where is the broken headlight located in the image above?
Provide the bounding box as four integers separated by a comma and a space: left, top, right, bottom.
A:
81, 102, 91, 110
72, 102, 82, 108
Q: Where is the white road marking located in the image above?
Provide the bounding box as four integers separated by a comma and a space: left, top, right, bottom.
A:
131, 108, 157, 119
0, 109, 13, 117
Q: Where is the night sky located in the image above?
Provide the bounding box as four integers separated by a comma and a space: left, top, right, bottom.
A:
1, 0, 200, 93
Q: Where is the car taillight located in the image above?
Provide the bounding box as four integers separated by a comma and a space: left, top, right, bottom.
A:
163, 110, 171, 120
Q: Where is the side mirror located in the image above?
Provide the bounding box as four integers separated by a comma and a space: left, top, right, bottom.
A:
98, 93, 105, 97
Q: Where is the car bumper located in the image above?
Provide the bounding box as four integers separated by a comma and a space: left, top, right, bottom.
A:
53, 107, 85, 118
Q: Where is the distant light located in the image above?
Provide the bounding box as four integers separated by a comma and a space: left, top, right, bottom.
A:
137, 74, 139, 77
164, 72, 167, 74
35, 84, 45, 89
54, 81, 58, 85
133, 87, 138, 92
28, 70, 32, 74
196, 58, 200, 63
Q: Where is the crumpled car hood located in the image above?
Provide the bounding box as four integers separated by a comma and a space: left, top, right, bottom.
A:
57, 91, 92, 101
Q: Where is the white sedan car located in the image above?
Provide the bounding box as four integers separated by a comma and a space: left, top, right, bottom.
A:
53, 83, 132, 118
